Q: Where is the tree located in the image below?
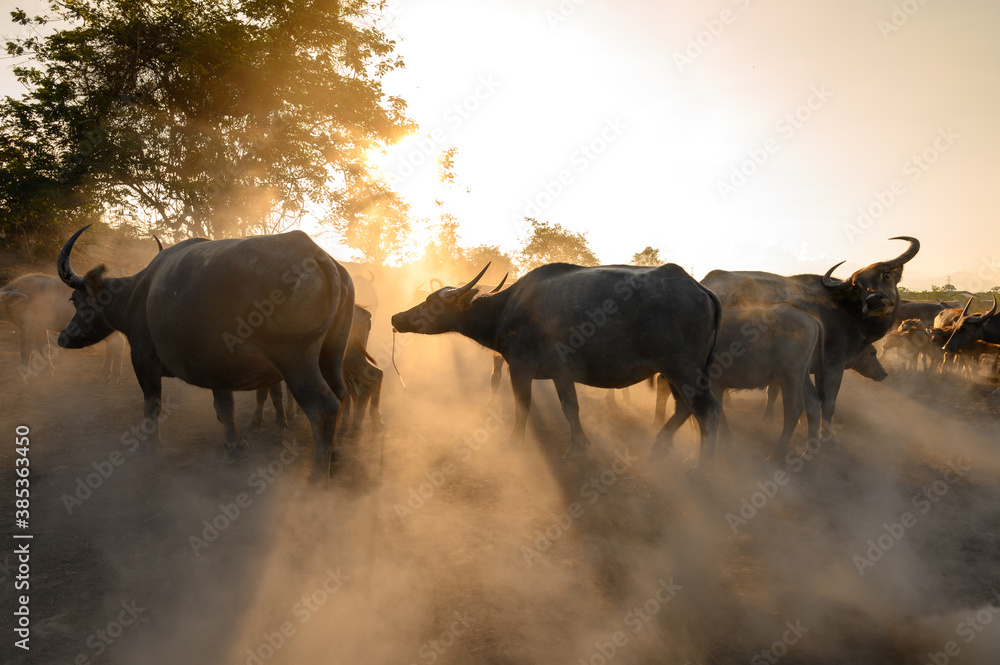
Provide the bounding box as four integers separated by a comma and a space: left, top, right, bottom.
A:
2, 0, 413, 245
516, 218, 599, 274
630, 246, 662, 267
331, 180, 412, 265
463, 245, 515, 284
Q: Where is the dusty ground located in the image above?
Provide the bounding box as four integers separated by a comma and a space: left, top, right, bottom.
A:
1, 307, 999, 664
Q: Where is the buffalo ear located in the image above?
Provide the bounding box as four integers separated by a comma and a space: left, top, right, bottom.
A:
1, 291, 29, 306
84, 265, 108, 299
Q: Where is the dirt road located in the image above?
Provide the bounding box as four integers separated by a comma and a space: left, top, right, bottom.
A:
1, 325, 999, 664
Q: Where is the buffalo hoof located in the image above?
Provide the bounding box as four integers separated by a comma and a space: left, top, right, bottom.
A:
563, 443, 589, 460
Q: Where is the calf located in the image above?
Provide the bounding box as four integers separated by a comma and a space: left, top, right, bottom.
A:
1, 274, 123, 382
656, 303, 822, 462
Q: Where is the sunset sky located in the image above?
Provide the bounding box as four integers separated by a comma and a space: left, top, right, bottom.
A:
372, 0, 1000, 289
3, 0, 998, 289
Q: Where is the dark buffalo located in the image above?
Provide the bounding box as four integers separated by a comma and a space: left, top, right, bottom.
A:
849, 343, 889, 381
341, 305, 383, 435
1, 274, 124, 382
944, 296, 999, 353
391, 263, 723, 465
898, 319, 939, 371
56, 226, 354, 479
893, 300, 947, 328
764, 342, 886, 420
702, 237, 919, 438
656, 303, 823, 461
251, 306, 383, 435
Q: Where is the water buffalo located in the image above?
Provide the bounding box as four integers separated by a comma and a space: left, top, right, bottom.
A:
933, 308, 963, 330
1, 274, 124, 383
391, 263, 723, 465
848, 343, 889, 381
898, 319, 939, 371
702, 236, 919, 439
893, 300, 948, 328
251, 306, 382, 435
56, 226, 354, 480
341, 305, 383, 435
656, 303, 823, 461
944, 296, 999, 353
764, 343, 886, 420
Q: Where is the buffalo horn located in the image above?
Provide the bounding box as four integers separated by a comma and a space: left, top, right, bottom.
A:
986, 295, 998, 318
883, 236, 920, 268
452, 263, 491, 298
57, 225, 91, 290
489, 273, 508, 294
822, 261, 847, 288
153, 235, 163, 252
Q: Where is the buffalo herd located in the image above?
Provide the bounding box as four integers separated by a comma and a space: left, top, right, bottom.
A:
3, 230, 999, 478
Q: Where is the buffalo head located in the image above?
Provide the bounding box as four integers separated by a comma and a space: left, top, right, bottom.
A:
392, 264, 504, 334
849, 344, 888, 381
56, 225, 119, 349
943, 296, 998, 353
822, 237, 919, 318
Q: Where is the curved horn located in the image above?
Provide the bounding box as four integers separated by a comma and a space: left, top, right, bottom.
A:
489, 273, 508, 294
58, 225, 91, 290
429, 278, 443, 291
153, 235, 163, 252
822, 261, 847, 288
883, 236, 920, 268
367, 268, 375, 285
453, 263, 491, 298
986, 295, 998, 318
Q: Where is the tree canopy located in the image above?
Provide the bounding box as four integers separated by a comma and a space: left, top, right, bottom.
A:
630, 246, 661, 267
516, 218, 599, 274
1, 0, 413, 253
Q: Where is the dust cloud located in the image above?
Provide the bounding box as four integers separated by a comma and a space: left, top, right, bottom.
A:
1, 267, 999, 665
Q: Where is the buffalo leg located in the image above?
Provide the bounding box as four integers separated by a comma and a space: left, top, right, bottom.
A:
689, 388, 721, 467
339, 374, 357, 436
658, 378, 720, 468
281, 365, 341, 482
763, 384, 779, 419
818, 369, 844, 441
652, 375, 670, 427
250, 388, 268, 428
770, 379, 804, 462
508, 366, 533, 442
366, 363, 383, 430
351, 373, 371, 435
269, 383, 287, 429
800, 377, 821, 454
355, 362, 383, 432
552, 377, 591, 454
655, 383, 690, 451
101, 332, 124, 383
212, 389, 246, 460
132, 360, 163, 452
489, 353, 504, 402
18, 329, 51, 381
